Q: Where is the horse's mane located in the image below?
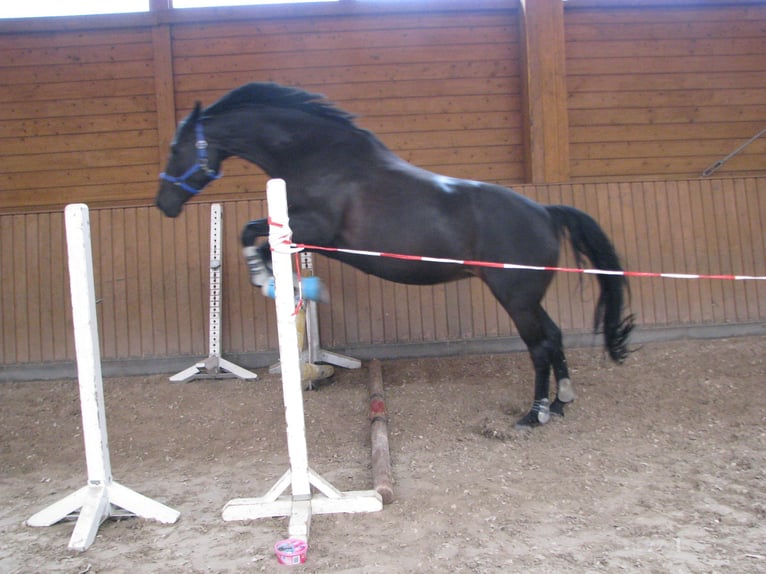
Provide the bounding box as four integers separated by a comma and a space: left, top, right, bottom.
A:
203, 83, 358, 128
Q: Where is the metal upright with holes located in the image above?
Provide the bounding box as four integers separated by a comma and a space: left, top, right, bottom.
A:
170, 203, 258, 383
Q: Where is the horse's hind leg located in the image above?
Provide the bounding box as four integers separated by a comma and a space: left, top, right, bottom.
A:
507, 304, 556, 428
241, 218, 272, 286
542, 312, 575, 417
507, 303, 575, 427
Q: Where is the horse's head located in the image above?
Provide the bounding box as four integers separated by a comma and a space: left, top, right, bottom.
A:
156, 102, 224, 217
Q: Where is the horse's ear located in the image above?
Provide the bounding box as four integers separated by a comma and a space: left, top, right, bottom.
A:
191, 101, 202, 120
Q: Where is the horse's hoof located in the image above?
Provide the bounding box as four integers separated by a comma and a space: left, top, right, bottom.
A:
514, 412, 540, 429
243, 247, 273, 288
550, 398, 566, 417
515, 398, 551, 428
557, 377, 576, 403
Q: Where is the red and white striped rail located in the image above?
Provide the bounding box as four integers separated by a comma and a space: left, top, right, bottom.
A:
288, 242, 766, 282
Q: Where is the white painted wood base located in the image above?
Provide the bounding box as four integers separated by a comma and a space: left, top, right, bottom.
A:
27, 481, 180, 551
222, 468, 382, 540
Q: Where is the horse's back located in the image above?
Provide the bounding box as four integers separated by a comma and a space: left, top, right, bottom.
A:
455, 179, 560, 267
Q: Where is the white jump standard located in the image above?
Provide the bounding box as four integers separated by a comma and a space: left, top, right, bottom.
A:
27, 204, 179, 551
170, 203, 258, 382
222, 179, 382, 541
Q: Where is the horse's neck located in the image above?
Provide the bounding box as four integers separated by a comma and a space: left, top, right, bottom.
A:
219, 110, 384, 178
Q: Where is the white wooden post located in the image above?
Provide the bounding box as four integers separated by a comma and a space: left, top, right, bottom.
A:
27, 204, 180, 551
222, 179, 381, 542
170, 203, 258, 382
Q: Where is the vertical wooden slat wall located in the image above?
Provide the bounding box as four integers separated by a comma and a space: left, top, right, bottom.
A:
2, 177, 764, 368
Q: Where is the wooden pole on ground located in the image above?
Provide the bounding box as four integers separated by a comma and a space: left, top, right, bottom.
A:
368, 359, 394, 505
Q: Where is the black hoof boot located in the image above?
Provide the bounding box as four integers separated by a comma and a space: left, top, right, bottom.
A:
515, 398, 551, 429
550, 398, 567, 417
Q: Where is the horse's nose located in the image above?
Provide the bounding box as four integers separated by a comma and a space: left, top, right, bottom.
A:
155, 188, 182, 218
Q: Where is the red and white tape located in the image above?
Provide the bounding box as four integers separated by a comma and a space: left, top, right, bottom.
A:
290, 242, 766, 282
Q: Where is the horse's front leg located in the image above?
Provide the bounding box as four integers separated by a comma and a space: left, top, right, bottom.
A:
241, 217, 329, 302
241, 218, 272, 287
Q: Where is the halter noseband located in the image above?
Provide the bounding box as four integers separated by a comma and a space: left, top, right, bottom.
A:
160, 121, 222, 195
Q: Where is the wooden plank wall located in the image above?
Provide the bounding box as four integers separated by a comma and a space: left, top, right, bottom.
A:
169, 10, 523, 202
0, 27, 159, 211
2, 176, 764, 368
1, 1, 765, 372
0, 7, 522, 213
1, 2, 764, 213
566, 2, 766, 180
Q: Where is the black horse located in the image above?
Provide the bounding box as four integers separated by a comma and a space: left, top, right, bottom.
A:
156, 82, 633, 428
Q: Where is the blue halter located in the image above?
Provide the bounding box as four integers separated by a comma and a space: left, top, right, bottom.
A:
160, 121, 221, 195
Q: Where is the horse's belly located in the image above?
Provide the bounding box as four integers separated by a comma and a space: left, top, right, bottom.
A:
326, 251, 471, 286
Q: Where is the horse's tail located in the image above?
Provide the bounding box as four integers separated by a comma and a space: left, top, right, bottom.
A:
546, 205, 635, 363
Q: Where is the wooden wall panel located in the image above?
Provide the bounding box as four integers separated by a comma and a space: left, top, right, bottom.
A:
3, 2, 764, 213
1, 3, 766, 374
169, 10, 523, 201
1, 212, 72, 365
0, 27, 159, 212
516, 178, 766, 335
566, 3, 766, 180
